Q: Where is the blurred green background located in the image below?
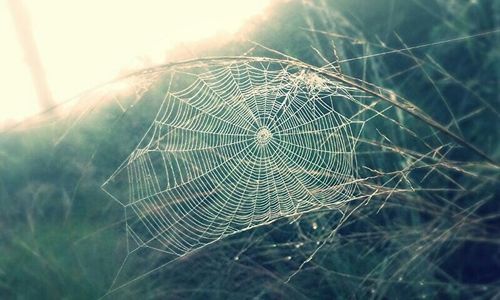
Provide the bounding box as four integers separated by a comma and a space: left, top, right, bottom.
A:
1, 0, 499, 299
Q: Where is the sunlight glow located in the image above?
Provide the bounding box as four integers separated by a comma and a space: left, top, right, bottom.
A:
0, 0, 271, 126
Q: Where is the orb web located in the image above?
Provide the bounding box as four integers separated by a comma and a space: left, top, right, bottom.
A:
103, 61, 359, 257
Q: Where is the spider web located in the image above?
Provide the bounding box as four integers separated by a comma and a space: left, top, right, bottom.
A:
102, 60, 361, 261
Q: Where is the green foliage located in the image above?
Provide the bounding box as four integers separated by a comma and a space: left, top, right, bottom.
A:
1, 1, 498, 299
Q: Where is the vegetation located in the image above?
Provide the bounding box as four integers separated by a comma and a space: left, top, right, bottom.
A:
1, 0, 498, 299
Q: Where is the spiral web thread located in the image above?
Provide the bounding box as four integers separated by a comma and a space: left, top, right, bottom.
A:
102, 60, 362, 258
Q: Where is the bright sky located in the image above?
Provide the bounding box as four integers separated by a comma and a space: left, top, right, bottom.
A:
0, 0, 271, 125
